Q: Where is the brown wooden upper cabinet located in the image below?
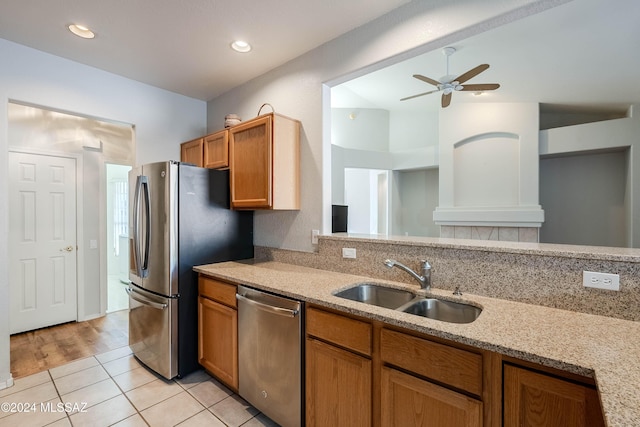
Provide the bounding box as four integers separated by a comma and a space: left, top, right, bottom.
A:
180, 129, 229, 169
203, 129, 229, 169
180, 137, 204, 167
229, 113, 300, 210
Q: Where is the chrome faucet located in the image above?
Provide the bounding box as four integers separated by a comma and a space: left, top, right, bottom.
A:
384, 259, 432, 290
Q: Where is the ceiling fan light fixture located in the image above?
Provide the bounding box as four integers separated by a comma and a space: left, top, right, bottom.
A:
68, 24, 95, 39
442, 46, 456, 57
231, 40, 252, 53
401, 46, 499, 108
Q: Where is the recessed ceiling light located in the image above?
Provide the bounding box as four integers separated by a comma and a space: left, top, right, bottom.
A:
68, 24, 95, 39
230, 40, 251, 53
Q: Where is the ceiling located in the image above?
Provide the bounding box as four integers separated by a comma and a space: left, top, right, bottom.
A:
333, 0, 640, 114
0, 0, 410, 101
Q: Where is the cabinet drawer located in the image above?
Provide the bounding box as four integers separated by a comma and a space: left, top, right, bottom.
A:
380, 328, 482, 396
306, 307, 372, 356
199, 276, 237, 308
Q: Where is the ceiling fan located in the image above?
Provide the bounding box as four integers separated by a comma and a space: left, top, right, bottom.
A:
400, 47, 500, 108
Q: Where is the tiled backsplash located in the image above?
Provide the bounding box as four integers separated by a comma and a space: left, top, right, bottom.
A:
255, 236, 640, 321
440, 226, 539, 242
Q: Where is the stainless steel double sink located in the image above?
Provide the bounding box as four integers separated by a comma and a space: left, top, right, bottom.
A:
333, 283, 481, 324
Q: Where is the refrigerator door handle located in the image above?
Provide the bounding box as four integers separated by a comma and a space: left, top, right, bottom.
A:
126, 287, 168, 310
133, 175, 150, 278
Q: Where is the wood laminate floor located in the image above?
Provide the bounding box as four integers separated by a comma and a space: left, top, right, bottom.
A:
9, 310, 129, 379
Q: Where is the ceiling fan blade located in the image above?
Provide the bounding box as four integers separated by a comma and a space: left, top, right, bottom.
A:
413, 74, 441, 86
454, 64, 489, 84
400, 89, 440, 101
460, 83, 500, 91
441, 92, 452, 108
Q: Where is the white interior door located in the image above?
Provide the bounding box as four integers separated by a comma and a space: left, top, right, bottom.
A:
9, 152, 78, 334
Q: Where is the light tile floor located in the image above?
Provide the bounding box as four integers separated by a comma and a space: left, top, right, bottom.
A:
0, 346, 280, 427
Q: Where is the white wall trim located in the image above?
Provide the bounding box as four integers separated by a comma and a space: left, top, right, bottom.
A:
99, 161, 107, 316
0, 374, 14, 391
433, 205, 544, 227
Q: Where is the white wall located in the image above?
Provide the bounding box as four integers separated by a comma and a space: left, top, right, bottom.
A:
0, 38, 206, 388
8, 103, 135, 318
331, 108, 389, 151
540, 150, 628, 246
106, 164, 131, 281
344, 169, 374, 234
389, 109, 438, 152
206, 0, 561, 252
435, 102, 544, 226
540, 107, 640, 246
392, 168, 440, 237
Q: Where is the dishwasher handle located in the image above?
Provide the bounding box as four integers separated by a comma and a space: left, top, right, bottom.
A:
236, 293, 299, 318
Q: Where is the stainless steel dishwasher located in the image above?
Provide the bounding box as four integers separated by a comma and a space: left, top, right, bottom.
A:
236, 285, 304, 427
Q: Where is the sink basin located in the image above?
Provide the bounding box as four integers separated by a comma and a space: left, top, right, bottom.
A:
333, 283, 415, 309
334, 283, 481, 324
399, 298, 481, 324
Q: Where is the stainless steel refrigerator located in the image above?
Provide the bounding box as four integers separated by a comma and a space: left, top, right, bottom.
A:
127, 161, 253, 379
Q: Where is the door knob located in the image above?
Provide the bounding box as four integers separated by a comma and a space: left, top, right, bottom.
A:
60, 246, 74, 252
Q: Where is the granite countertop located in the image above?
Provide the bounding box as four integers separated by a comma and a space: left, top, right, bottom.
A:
194, 260, 640, 427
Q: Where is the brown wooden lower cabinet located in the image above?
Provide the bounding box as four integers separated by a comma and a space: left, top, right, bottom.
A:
503, 364, 605, 427
194, 280, 609, 426
381, 366, 483, 427
304, 305, 607, 427
305, 337, 372, 427
198, 295, 238, 390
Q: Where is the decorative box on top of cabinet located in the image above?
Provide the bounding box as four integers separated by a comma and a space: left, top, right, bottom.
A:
229, 113, 300, 210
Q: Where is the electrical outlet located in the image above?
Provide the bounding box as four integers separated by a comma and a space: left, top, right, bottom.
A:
583, 271, 620, 291
311, 229, 319, 245
342, 248, 356, 259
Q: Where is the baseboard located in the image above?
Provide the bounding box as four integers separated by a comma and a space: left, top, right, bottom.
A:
77, 312, 104, 322
0, 374, 14, 391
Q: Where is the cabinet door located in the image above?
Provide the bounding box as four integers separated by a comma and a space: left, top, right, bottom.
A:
204, 130, 229, 169
181, 138, 204, 167
198, 296, 238, 390
306, 338, 371, 427
381, 367, 482, 427
229, 116, 272, 208
504, 364, 604, 427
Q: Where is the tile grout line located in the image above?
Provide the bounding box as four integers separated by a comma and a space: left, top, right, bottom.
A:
46, 367, 72, 426
5, 345, 269, 427
95, 351, 220, 427
97, 351, 153, 426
